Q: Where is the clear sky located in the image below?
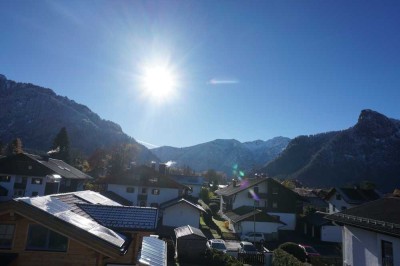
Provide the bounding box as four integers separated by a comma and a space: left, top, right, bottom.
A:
1, 1, 400, 148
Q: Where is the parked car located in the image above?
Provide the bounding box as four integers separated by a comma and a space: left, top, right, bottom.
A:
206, 239, 227, 253
238, 241, 259, 254
298, 244, 321, 259
240, 232, 265, 243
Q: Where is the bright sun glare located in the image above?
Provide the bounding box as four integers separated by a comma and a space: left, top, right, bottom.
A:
141, 64, 177, 101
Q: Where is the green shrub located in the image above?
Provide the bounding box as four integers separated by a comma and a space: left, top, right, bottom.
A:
278, 242, 307, 262
205, 250, 243, 266
272, 248, 305, 266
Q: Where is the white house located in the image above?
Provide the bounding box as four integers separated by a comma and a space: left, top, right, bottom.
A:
301, 211, 341, 243
326, 187, 381, 214
0, 153, 92, 201
169, 175, 204, 199
215, 176, 302, 231
326, 197, 400, 266
160, 198, 205, 228
101, 166, 190, 208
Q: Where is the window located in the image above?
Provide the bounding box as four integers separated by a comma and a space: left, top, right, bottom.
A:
152, 189, 160, 195
272, 201, 278, 208
0, 224, 15, 249
0, 176, 11, 183
31, 178, 43, 185
254, 187, 259, 194
26, 224, 68, 252
141, 188, 147, 194
382, 240, 393, 266
336, 194, 342, 200
32, 192, 39, 197
272, 188, 279, 195
126, 187, 135, 193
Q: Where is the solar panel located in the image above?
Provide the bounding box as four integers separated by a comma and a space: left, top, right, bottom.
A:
75, 191, 121, 206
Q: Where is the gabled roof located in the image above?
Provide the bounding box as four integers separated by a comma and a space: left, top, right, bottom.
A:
0, 153, 92, 180
100, 166, 189, 190
326, 187, 381, 204
160, 198, 205, 213
0, 190, 160, 258
138, 236, 167, 266
224, 206, 285, 224
78, 204, 158, 231
174, 225, 206, 239
326, 197, 400, 237
215, 177, 268, 197
303, 211, 332, 227
169, 175, 205, 186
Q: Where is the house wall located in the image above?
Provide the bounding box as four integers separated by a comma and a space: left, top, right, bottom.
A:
239, 221, 280, 235
232, 186, 268, 210
107, 184, 180, 207
328, 192, 353, 213
343, 225, 400, 266
163, 203, 200, 228
0, 175, 48, 201
321, 225, 342, 242
268, 212, 296, 230
0, 175, 15, 201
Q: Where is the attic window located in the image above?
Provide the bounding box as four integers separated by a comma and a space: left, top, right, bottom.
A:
272, 188, 279, 195
31, 178, 43, 185
0, 224, 15, 249
152, 189, 160, 195
26, 224, 68, 252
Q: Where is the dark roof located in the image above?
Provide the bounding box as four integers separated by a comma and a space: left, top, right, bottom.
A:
159, 198, 205, 212
303, 212, 332, 226
215, 177, 268, 197
169, 175, 204, 186
101, 191, 133, 206
327, 187, 381, 204
100, 166, 188, 190
174, 225, 206, 239
0, 153, 92, 180
78, 204, 158, 231
224, 206, 285, 224
326, 197, 400, 237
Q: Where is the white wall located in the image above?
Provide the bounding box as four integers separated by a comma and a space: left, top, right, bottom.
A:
343, 225, 400, 266
321, 225, 342, 242
24, 177, 46, 197
328, 192, 353, 213
163, 202, 200, 228
239, 221, 280, 235
107, 184, 180, 206
268, 212, 296, 230
0, 175, 15, 201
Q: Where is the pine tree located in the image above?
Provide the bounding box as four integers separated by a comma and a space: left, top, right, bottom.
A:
6, 138, 23, 155
51, 127, 70, 163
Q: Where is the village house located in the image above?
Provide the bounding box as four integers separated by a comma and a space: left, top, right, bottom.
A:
326, 196, 400, 266
168, 174, 204, 199
0, 190, 159, 266
300, 211, 341, 243
325, 186, 381, 214
215, 175, 302, 236
159, 198, 205, 228
100, 165, 190, 208
0, 153, 92, 201
293, 187, 329, 213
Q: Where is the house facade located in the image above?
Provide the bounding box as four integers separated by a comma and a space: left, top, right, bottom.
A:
169, 175, 204, 199
160, 198, 205, 228
216, 176, 301, 232
0, 190, 158, 266
326, 197, 400, 266
326, 187, 381, 214
101, 166, 190, 208
0, 153, 92, 201
300, 211, 341, 243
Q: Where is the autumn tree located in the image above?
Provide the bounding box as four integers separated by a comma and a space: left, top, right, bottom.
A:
51, 127, 70, 163
6, 138, 23, 155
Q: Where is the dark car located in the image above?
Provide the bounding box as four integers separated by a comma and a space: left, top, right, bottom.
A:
239, 241, 259, 254
299, 244, 321, 259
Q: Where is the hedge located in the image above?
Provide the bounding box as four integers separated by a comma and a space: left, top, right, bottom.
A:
272, 248, 305, 266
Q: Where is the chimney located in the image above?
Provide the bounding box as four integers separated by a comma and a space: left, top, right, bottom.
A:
159, 163, 167, 175
232, 179, 237, 187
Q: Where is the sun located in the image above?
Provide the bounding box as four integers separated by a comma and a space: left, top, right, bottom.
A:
141, 64, 177, 101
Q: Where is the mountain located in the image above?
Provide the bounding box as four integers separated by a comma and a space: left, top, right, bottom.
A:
151, 137, 290, 175
0, 74, 157, 162
261, 109, 400, 192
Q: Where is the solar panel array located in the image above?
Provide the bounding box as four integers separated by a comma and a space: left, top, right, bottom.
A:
138, 236, 167, 266
18, 196, 126, 248
78, 204, 158, 230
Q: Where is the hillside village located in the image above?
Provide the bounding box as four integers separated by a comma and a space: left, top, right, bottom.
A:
0, 150, 399, 266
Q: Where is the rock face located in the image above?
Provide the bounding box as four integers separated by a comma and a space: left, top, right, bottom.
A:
151, 137, 290, 175
261, 110, 400, 192
0, 75, 157, 162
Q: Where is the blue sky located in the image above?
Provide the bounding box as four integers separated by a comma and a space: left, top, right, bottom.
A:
1, 1, 400, 148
